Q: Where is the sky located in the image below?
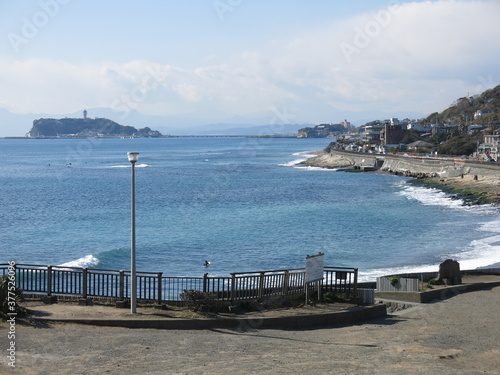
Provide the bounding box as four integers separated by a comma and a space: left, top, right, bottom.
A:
0, 0, 499, 135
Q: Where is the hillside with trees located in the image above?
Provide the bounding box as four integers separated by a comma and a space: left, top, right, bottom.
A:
297, 122, 353, 138
420, 85, 500, 155
422, 85, 500, 127
327, 85, 500, 157
28, 117, 162, 138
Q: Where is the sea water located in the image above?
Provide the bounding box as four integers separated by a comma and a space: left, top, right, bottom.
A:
1, 137, 498, 281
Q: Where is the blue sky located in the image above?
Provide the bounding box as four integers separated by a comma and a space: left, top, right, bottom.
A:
0, 0, 499, 135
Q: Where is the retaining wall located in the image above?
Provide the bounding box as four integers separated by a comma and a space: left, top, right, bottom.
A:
36, 304, 387, 330
329, 150, 500, 178
375, 281, 500, 304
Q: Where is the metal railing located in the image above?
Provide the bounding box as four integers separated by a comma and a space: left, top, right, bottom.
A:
1, 263, 359, 304
324, 266, 358, 295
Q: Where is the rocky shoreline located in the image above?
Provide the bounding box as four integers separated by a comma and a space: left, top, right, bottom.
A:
302, 151, 500, 205
300, 150, 355, 169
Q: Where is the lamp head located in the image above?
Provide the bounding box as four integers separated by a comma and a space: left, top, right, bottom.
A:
127, 152, 140, 164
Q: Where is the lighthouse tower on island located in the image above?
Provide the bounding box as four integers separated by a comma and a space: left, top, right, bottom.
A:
83, 109, 88, 119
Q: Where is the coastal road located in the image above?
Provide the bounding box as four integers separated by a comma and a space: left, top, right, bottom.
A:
4, 286, 500, 375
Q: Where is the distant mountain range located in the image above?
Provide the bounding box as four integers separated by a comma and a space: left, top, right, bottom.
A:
181, 123, 311, 136
0, 106, 426, 138
2, 84, 497, 138
0, 107, 310, 137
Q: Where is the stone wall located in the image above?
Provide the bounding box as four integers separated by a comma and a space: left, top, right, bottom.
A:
329, 150, 500, 178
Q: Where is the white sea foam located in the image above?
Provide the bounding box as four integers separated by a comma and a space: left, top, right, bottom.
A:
396, 183, 495, 213
279, 151, 318, 167
279, 158, 310, 167
292, 165, 344, 171
478, 217, 500, 233
359, 256, 499, 282
359, 216, 500, 281
58, 254, 99, 269
281, 151, 348, 171
358, 264, 440, 282
454, 216, 500, 269
358, 186, 500, 281
454, 239, 500, 270
291, 151, 318, 157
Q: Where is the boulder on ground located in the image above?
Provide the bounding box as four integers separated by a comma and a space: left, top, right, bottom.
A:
436, 259, 461, 285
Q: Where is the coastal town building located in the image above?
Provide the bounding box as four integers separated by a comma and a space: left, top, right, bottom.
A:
407, 122, 430, 133
474, 109, 493, 119
406, 140, 433, 151
467, 124, 485, 134
360, 124, 383, 143
341, 119, 353, 130
478, 134, 500, 161
380, 123, 407, 147
431, 123, 459, 135
297, 122, 351, 138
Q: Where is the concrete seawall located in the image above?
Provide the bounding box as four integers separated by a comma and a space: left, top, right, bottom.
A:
326, 150, 500, 178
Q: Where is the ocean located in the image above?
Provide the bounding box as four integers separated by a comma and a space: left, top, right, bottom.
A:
1, 137, 499, 281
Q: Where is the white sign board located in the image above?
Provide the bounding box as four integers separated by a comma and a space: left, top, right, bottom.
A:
305, 252, 324, 283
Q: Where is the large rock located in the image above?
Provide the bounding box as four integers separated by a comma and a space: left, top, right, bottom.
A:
436, 259, 461, 285
301, 153, 354, 168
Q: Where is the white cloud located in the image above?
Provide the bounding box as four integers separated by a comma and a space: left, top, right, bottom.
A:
268, 0, 500, 113
0, 1, 499, 123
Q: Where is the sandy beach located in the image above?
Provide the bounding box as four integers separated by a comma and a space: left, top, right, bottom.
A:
3, 282, 500, 375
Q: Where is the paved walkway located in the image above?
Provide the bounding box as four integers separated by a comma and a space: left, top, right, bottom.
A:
5, 283, 500, 374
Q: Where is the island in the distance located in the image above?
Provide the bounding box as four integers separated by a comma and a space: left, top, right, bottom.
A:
27, 110, 162, 138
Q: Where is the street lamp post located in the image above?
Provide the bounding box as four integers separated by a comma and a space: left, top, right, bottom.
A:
127, 152, 139, 314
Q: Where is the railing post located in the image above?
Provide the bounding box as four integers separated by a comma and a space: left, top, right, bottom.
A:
325, 270, 331, 290
305, 282, 309, 304
157, 272, 162, 304
353, 268, 358, 298
119, 270, 125, 300
230, 273, 236, 305
258, 272, 265, 299
47, 265, 52, 296
82, 268, 88, 299
283, 270, 289, 296
203, 273, 208, 293
12, 263, 17, 288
